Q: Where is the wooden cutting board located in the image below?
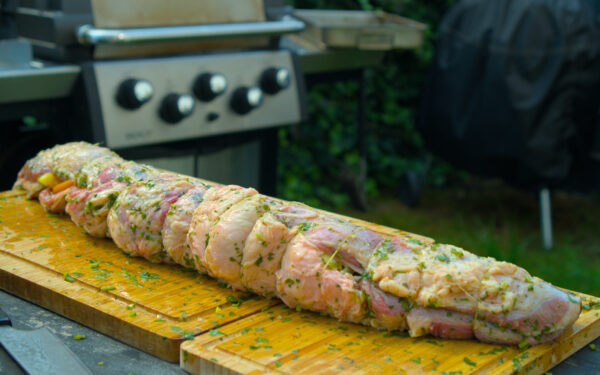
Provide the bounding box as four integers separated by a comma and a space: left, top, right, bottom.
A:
180, 296, 600, 375
0, 189, 429, 363
1, 190, 598, 373
0, 190, 279, 361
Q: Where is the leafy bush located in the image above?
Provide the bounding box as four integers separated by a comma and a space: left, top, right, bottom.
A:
278, 0, 458, 208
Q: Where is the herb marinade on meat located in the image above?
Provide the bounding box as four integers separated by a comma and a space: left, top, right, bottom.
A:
13, 142, 582, 346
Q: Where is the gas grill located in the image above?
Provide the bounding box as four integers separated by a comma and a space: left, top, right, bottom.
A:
0, 0, 308, 193
0, 0, 425, 198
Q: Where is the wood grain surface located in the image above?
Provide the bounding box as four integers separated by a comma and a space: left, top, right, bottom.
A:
0, 190, 274, 362
180, 294, 600, 374
1, 190, 598, 373
0, 189, 429, 364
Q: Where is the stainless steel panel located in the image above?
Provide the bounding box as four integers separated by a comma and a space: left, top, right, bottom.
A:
0, 64, 80, 104
0, 40, 32, 69
91, 50, 301, 149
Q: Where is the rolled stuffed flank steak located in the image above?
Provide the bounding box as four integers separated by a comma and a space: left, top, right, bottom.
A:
13, 142, 582, 346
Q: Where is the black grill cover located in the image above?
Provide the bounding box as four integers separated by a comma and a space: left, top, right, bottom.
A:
418, 0, 600, 189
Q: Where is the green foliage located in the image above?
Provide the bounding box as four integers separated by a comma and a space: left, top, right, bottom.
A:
279, 0, 458, 208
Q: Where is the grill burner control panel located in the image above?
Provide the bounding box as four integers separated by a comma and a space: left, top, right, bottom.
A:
82, 50, 303, 149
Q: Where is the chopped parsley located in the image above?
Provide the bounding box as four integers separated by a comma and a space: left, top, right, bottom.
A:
464, 357, 476, 366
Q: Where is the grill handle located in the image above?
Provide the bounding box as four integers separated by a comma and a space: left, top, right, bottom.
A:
77, 16, 305, 45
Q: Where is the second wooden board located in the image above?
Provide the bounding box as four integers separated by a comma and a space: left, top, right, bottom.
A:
180, 297, 600, 374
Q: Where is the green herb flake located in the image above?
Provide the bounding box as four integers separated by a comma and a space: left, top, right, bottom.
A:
72, 334, 86, 340
139, 271, 159, 281
226, 295, 244, 307
464, 357, 477, 366
568, 294, 580, 304
478, 347, 508, 356
181, 331, 194, 340
518, 340, 529, 350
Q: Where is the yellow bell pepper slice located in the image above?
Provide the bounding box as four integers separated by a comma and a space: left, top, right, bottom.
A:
37, 172, 60, 187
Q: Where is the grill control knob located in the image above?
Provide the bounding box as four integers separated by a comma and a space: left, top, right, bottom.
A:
193, 73, 228, 101
116, 78, 154, 109
260, 67, 291, 95
230, 86, 263, 115
159, 93, 195, 124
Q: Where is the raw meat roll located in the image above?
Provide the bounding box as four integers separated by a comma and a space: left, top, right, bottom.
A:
187, 185, 257, 273
12, 142, 583, 346
108, 174, 201, 263
364, 237, 581, 343
162, 183, 213, 269
66, 161, 158, 237
240, 203, 320, 297
203, 194, 280, 290
38, 184, 76, 213
74, 155, 126, 188
275, 216, 368, 324
14, 142, 117, 199
65, 181, 123, 237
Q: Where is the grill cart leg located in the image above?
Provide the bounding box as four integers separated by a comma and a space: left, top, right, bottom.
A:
539, 188, 553, 250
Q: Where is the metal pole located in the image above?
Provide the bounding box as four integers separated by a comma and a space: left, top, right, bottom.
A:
539, 188, 553, 250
